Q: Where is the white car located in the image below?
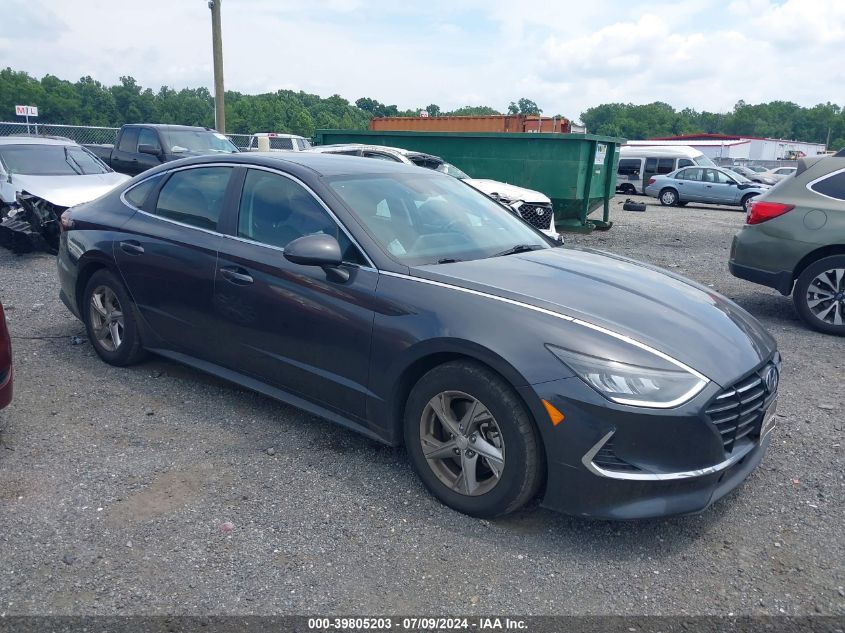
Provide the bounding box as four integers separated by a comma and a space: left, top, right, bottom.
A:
0, 136, 129, 251
758, 166, 797, 182
246, 133, 312, 152
310, 144, 559, 238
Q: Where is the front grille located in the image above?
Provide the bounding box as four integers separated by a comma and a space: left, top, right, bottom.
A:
592, 437, 642, 473
518, 204, 553, 230
705, 366, 775, 454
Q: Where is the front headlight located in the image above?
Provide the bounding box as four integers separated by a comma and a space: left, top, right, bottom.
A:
547, 344, 708, 408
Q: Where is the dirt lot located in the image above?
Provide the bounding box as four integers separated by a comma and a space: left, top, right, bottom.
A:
0, 196, 842, 616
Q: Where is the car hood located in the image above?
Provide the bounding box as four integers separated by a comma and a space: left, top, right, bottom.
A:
463, 179, 550, 205
11, 172, 130, 207
414, 247, 776, 387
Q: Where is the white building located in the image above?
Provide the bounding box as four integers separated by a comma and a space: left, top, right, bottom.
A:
626, 134, 826, 162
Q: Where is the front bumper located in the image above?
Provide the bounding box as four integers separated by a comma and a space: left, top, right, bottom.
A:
524, 357, 778, 520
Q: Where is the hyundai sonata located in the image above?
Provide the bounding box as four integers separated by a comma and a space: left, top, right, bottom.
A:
58, 152, 780, 519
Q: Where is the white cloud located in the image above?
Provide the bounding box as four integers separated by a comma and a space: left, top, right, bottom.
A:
0, 0, 842, 122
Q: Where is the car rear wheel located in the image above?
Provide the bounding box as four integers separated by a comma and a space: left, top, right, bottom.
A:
619, 183, 636, 195
741, 194, 757, 214
404, 360, 544, 518
84, 269, 146, 365
793, 255, 845, 336
659, 188, 678, 206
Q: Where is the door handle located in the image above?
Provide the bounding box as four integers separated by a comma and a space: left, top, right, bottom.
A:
220, 267, 254, 285
119, 240, 144, 255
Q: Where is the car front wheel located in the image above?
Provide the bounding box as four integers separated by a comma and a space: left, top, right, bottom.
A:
659, 188, 678, 206
404, 361, 544, 518
83, 269, 146, 365
793, 255, 845, 335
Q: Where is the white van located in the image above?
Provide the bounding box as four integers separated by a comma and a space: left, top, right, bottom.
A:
246, 133, 312, 152
616, 146, 715, 195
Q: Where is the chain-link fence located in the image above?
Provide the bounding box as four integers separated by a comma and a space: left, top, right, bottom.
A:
0, 121, 253, 150
0, 121, 119, 145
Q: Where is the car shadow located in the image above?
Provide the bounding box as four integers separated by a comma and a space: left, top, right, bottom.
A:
47, 322, 756, 565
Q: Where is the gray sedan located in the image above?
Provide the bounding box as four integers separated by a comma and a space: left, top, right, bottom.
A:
645, 166, 771, 213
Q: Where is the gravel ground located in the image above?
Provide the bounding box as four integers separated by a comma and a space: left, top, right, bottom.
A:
0, 195, 842, 616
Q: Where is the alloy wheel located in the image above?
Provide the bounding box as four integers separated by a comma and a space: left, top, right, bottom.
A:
90, 285, 125, 351
806, 268, 845, 326
419, 390, 505, 496
660, 190, 677, 205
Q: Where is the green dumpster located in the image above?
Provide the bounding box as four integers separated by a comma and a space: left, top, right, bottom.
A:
314, 129, 625, 233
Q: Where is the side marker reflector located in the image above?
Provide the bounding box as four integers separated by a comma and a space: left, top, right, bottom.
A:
542, 399, 565, 426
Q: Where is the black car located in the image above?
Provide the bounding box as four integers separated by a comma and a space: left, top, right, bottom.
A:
57, 153, 781, 520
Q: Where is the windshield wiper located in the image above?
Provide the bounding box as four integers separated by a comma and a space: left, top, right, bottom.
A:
491, 244, 543, 257
64, 147, 83, 175
437, 257, 462, 264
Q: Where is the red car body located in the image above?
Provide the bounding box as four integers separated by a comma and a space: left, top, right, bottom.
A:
0, 302, 12, 409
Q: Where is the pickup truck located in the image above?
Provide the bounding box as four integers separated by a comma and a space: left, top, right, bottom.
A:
85, 124, 239, 176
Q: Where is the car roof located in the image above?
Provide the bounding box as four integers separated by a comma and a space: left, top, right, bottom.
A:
124, 124, 213, 131
312, 143, 439, 160
163, 150, 432, 177
251, 133, 305, 139
0, 135, 79, 146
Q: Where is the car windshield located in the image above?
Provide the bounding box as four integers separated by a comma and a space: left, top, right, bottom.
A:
329, 172, 549, 266
0, 143, 110, 175
746, 165, 766, 172
722, 169, 752, 184
162, 130, 238, 154
435, 162, 471, 179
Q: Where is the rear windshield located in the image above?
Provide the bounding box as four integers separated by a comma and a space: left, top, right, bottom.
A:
0, 144, 110, 175
161, 130, 238, 154
694, 155, 716, 167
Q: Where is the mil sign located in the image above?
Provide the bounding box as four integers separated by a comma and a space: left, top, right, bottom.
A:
15, 104, 38, 133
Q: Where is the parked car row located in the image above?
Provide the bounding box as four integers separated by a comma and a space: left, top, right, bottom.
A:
644, 165, 770, 213
4, 125, 842, 523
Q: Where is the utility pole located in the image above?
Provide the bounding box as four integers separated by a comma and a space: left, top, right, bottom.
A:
209, 0, 225, 133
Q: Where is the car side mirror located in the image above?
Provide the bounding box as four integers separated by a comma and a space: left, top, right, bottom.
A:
283, 233, 349, 282
138, 144, 162, 158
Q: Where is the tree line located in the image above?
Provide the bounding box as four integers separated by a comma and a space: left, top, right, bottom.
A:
1, 68, 842, 150
581, 101, 844, 150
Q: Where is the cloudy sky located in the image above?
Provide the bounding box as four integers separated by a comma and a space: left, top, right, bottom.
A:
2, 0, 843, 121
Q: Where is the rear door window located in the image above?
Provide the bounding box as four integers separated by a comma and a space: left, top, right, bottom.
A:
154, 166, 233, 230
617, 159, 641, 177
645, 157, 658, 172
657, 158, 675, 174
677, 168, 703, 181
809, 170, 845, 201
125, 174, 164, 208
271, 137, 294, 150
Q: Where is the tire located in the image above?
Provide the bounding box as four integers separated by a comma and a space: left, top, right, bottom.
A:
792, 255, 845, 336
404, 360, 544, 518
83, 269, 146, 366
659, 188, 679, 206
619, 183, 636, 195
741, 194, 757, 214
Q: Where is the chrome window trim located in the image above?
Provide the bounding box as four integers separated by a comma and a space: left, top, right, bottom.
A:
582, 430, 756, 481
118, 162, 376, 270
379, 271, 710, 390
806, 165, 845, 202
120, 172, 166, 211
